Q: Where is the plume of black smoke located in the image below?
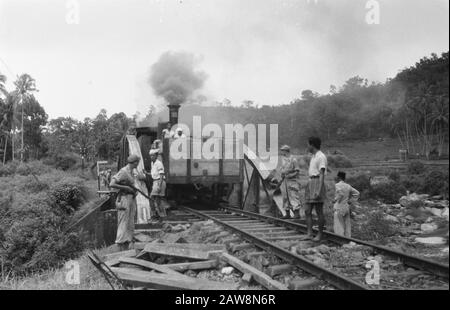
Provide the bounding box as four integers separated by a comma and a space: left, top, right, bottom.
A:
149, 51, 207, 105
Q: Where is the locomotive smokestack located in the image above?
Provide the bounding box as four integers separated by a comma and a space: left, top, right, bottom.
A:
168, 104, 180, 125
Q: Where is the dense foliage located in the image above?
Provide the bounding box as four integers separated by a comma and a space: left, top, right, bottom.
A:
0, 164, 89, 274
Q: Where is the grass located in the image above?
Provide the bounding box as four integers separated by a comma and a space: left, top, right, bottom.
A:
0, 246, 118, 290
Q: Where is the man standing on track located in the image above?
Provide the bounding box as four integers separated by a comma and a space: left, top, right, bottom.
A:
147, 149, 167, 222
272, 145, 302, 219
304, 137, 328, 242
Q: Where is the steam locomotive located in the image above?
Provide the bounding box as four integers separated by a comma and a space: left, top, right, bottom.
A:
118, 104, 244, 206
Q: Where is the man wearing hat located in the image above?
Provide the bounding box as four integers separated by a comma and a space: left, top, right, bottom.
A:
174, 127, 186, 139
147, 149, 167, 221
272, 145, 302, 219
110, 154, 146, 251
332, 171, 360, 237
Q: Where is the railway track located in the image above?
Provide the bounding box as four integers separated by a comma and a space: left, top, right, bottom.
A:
179, 206, 449, 290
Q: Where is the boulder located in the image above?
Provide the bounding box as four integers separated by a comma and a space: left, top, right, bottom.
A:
221, 267, 234, 275
370, 176, 390, 186
424, 200, 449, 209
405, 215, 415, 221
415, 237, 446, 245
429, 208, 443, 217
399, 193, 429, 208
442, 208, 449, 221
420, 223, 438, 233
385, 214, 400, 223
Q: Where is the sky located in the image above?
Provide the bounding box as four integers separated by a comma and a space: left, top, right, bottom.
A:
0, 0, 449, 120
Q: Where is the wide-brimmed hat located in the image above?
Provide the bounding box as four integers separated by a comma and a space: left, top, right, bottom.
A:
127, 154, 140, 163
280, 145, 290, 152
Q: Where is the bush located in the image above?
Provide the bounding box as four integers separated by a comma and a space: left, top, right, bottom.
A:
422, 170, 449, 197
0, 161, 20, 177
388, 171, 401, 182
347, 173, 371, 193
15, 161, 52, 176
400, 174, 424, 193
407, 161, 426, 175
328, 154, 353, 168
353, 211, 398, 241
367, 181, 407, 204
0, 189, 86, 275
49, 177, 88, 214
46, 153, 79, 171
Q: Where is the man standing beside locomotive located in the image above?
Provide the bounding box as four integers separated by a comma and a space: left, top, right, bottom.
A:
305, 137, 328, 242
162, 122, 174, 139
272, 145, 302, 219
109, 155, 146, 251
147, 149, 167, 222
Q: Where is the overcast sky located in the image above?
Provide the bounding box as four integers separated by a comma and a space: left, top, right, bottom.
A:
0, 0, 449, 120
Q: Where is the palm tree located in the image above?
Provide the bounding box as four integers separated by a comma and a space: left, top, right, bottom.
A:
0, 74, 7, 97
13, 74, 37, 162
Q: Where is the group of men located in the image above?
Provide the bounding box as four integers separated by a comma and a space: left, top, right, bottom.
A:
274, 137, 359, 241
110, 129, 359, 250
110, 123, 190, 250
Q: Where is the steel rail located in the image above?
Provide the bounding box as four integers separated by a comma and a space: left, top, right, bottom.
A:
223, 206, 449, 279
182, 206, 368, 290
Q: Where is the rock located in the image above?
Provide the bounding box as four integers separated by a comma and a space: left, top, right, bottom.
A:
171, 224, 187, 233
134, 233, 154, 243
441, 247, 449, 253
399, 193, 428, 208
442, 208, 449, 221
424, 200, 448, 209
415, 237, 447, 245
429, 208, 444, 217
343, 242, 357, 249
425, 217, 434, 223
221, 267, 234, 275
278, 241, 293, 249
241, 273, 253, 285
288, 278, 321, 290
312, 257, 328, 267
370, 176, 390, 186
405, 215, 415, 221
385, 214, 400, 223
420, 223, 438, 233
314, 244, 331, 254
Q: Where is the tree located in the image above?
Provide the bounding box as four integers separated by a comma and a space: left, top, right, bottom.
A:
13, 74, 37, 162
241, 100, 254, 109
21, 95, 47, 159
301, 89, 317, 101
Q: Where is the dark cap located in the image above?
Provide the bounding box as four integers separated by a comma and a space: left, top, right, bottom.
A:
337, 171, 346, 180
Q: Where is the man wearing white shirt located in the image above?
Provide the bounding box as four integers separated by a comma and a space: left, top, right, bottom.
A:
305, 137, 328, 241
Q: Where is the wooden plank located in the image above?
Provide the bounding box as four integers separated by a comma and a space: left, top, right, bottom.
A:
111, 267, 238, 290
118, 257, 181, 275
163, 260, 218, 272
104, 249, 137, 261
220, 253, 288, 290
143, 243, 226, 260
266, 264, 294, 277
